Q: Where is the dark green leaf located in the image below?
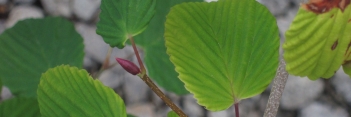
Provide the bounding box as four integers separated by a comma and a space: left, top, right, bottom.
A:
132, 0, 203, 95
0, 17, 84, 97
0, 97, 40, 117
97, 0, 156, 48
127, 114, 136, 117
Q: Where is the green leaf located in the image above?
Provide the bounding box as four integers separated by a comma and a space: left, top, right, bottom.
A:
0, 78, 2, 94
97, 0, 156, 48
165, 0, 279, 111
132, 0, 202, 95
0, 97, 40, 117
127, 114, 136, 117
97, 0, 197, 95
37, 65, 127, 117
0, 17, 84, 98
167, 111, 179, 117
283, 2, 351, 80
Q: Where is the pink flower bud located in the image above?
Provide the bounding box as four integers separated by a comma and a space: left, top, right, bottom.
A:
116, 58, 141, 75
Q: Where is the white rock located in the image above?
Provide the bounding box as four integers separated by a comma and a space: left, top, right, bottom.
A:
332, 68, 351, 105
276, 8, 298, 40
299, 102, 349, 117
292, 0, 306, 5
0, 0, 7, 4
183, 94, 204, 117
5, 5, 43, 28
1, 86, 12, 100
151, 90, 182, 117
245, 111, 260, 117
13, 0, 35, 4
205, 0, 217, 2
154, 108, 172, 117
208, 110, 229, 117
123, 69, 149, 105
151, 86, 181, 106
237, 95, 262, 117
150, 86, 165, 107
127, 103, 155, 117
167, 92, 181, 104
257, 0, 289, 15
154, 106, 175, 117
75, 22, 108, 62
40, 0, 72, 17
256, 94, 269, 112
280, 75, 324, 110
73, 0, 100, 21
83, 56, 94, 69
98, 65, 125, 89
75, 22, 135, 64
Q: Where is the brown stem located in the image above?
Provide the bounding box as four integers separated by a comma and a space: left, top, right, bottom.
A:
128, 36, 187, 117
102, 47, 113, 69
129, 36, 146, 74
139, 74, 187, 117
93, 47, 113, 79
234, 103, 239, 117
263, 58, 289, 117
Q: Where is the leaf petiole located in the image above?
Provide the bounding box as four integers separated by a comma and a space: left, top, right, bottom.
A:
129, 36, 146, 74
235, 103, 239, 117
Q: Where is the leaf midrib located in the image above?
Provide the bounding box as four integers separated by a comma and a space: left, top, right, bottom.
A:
204, 4, 236, 101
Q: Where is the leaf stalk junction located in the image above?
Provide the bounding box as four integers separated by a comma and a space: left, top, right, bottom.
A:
129, 36, 187, 117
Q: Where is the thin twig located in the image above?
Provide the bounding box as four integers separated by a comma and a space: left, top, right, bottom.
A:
102, 47, 113, 69
93, 47, 113, 79
138, 74, 187, 117
129, 36, 187, 117
263, 58, 289, 117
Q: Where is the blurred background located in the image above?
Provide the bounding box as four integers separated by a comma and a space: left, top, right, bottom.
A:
0, 0, 350, 116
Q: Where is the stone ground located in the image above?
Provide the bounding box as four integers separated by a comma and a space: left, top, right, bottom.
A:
0, 0, 351, 117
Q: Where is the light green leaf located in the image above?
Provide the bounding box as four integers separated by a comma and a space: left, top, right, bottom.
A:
0, 97, 40, 117
37, 65, 126, 117
283, 2, 351, 80
133, 0, 202, 95
165, 0, 279, 111
0, 17, 84, 98
167, 111, 179, 117
97, 0, 156, 48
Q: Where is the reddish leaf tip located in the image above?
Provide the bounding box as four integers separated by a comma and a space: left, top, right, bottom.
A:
116, 58, 140, 75
302, 0, 350, 14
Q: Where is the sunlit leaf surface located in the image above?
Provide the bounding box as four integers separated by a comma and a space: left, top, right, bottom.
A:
165, 0, 279, 111
37, 65, 126, 117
